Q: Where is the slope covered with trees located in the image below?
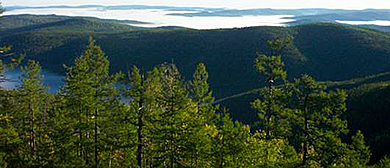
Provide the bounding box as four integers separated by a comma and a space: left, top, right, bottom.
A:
2, 13, 390, 167
1, 15, 390, 100
2, 37, 386, 167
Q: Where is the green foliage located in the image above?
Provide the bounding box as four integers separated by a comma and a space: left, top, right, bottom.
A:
254, 54, 287, 81
0, 19, 386, 167
2, 15, 390, 123
190, 63, 214, 104
343, 130, 372, 167
252, 37, 292, 140
374, 156, 390, 168
60, 37, 121, 167
287, 75, 351, 167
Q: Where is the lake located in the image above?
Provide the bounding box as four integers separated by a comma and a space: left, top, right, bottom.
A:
0, 70, 64, 93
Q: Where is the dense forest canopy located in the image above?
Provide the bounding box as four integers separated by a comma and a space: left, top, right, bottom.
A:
2, 36, 388, 167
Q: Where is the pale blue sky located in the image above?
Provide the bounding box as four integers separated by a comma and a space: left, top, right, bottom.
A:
2, 0, 390, 9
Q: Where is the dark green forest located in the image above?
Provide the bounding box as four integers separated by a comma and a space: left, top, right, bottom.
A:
1, 9, 390, 167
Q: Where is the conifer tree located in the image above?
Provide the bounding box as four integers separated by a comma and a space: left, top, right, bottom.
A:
17, 60, 50, 166
289, 74, 350, 167
121, 66, 161, 167
61, 37, 119, 167
0, 90, 22, 167
211, 108, 249, 167
149, 63, 195, 167
252, 37, 292, 139
190, 63, 215, 108
127, 66, 147, 167
344, 130, 371, 167
188, 63, 218, 165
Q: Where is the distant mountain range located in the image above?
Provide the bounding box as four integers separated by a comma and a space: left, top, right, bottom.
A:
6, 5, 390, 17
5, 5, 221, 12
5, 5, 390, 27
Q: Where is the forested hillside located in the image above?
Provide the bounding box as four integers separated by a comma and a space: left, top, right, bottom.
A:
1, 15, 390, 99
1, 15, 390, 120
2, 36, 389, 167
2, 14, 390, 167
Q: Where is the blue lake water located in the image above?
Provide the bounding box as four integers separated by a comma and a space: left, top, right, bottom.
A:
0, 70, 64, 93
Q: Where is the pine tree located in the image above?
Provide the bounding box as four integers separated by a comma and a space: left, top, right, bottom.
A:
289, 74, 350, 167
252, 37, 292, 140
127, 66, 146, 167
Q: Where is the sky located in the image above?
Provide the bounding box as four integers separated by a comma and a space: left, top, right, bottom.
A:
2, 0, 390, 9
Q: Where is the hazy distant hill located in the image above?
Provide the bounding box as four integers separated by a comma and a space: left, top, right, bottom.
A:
285, 10, 390, 25
5, 5, 222, 12
0, 14, 149, 35
7, 5, 390, 23
168, 8, 390, 20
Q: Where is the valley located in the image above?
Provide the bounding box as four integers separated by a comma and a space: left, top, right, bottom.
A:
1, 10, 390, 166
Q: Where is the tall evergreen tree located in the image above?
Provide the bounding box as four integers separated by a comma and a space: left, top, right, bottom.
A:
252, 37, 292, 139
148, 63, 204, 167
17, 60, 50, 166
61, 37, 119, 167
121, 66, 161, 167
288, 74, 350, 167
188, 63, 218, 166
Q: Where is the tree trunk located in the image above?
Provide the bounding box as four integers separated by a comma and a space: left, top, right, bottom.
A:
266, 79, 273, 140
302, 95, 309, 166
29, 102, 36, 158
94, 108, 98, 168
137, 111, 143, 167
79, 107, 83, 160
